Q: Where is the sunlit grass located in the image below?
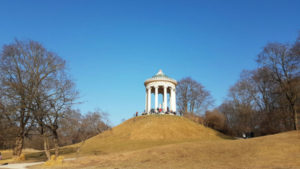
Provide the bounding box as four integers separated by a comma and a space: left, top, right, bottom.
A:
39, 131, 300, 169
79, 115, 231, 155
5, 115, 300, 169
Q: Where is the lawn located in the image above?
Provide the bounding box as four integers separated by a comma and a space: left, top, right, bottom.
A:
34, 131, 300, 169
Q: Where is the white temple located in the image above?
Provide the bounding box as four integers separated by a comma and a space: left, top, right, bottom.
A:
144, 70, 177, 114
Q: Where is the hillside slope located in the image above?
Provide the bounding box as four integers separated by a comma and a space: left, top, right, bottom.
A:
79, 115, 230, 154
49, 131, 300, 169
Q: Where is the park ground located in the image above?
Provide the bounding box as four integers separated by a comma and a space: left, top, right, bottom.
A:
1, 115, 300, 169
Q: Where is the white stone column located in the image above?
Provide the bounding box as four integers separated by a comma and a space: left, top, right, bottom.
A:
145, 89, 147, 112
147, 87, 151, 114
173, 88, 176, 112
163, 86, 167, 112
169, 87, 173, 111
155, 86, 158, 112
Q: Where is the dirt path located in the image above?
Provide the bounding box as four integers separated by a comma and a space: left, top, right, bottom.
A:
0, 158, 76, 169
0, 162, 44, 169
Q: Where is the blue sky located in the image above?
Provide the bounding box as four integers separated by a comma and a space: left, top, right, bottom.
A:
0, 0, 299, 125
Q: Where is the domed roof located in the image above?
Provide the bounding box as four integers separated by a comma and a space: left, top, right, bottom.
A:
144, 69, 177, 86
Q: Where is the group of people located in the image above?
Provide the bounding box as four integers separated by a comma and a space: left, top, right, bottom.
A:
139, 108, 177, 116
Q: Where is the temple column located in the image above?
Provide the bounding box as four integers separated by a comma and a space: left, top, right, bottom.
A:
173, 88, 176, 112
154, 86, 158, 112
163, 86, 167, 112
147, 87, 151, 114
169, 88, 172, 112
145, 89, 147, 112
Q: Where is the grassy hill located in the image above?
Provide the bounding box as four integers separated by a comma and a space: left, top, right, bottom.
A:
43, 130, 300, 169
4, 115, 300, 169
18, 115, 300, 169
79, 115, 230, 154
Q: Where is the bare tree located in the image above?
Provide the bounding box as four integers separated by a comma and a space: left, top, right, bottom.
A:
0, 101, 18, 149
204, 109, 226, 132
58, 109, 82, 145
42, 74, 78, 158
58, 109, 110, 154
218, 33, 300, 136
21, 109, 110, 153
176, 77, 213, 116
220, 68, 287, 136
28, 48, 78, 159
250, 67, 294, 133
80, 110, 110, 138
257, 41, 300, 130
226, 74, 258, 135
0, 40, 36, 156
0, 39, 78, 158
291, 32, 300, 56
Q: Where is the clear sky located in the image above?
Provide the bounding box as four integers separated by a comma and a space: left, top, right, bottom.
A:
0, 0, 299, 125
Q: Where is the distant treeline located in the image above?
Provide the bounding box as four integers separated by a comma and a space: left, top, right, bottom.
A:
177, 33, 300, 137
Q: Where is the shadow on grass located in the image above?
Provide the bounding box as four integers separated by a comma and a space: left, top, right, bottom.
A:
216, 132, 235, 140
25, 146, 78, 161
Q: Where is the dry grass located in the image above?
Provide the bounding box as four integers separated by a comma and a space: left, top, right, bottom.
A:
0, 147, 77, 165
40, 131, 300, 169
43, 155, 64, 167
0, 149, 40, 159
0, 148, 42, 164
8, 115, 300, 169
79, 115, 230, 154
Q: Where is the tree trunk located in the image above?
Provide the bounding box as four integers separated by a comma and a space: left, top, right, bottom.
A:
52, 130, 59, 158
293, 108, 298, 130
13, 136, 24, 156
76, 136, 87, 154
184, 101, 188, 116
43, 134, 51, 160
